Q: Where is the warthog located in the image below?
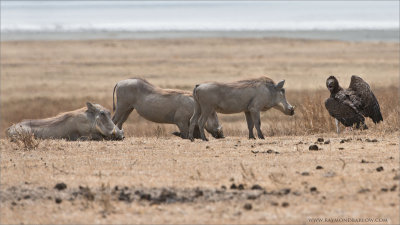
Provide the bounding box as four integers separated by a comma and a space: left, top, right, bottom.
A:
189, 76, 295, 141
6, 102, 124, 141
112, 78, 224, 139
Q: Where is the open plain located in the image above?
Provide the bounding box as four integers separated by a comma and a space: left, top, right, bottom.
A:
1, 38, 399, 224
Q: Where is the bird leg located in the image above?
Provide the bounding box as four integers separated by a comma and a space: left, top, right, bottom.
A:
335, 119, 340, 134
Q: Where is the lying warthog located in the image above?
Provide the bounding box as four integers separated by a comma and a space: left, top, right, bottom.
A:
112, 78, 224, 139
6, 102, 124, 141
189, 76, 295, 141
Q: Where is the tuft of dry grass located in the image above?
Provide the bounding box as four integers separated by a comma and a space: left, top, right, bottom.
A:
8, 127, 40, 150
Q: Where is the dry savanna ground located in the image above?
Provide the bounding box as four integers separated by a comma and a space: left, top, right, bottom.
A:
1, 38, 399, 224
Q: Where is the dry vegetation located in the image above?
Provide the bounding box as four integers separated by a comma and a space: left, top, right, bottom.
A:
0, 38, 399, 224
1, 38, 399, 137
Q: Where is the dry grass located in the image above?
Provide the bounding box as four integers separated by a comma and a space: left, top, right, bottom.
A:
0, 134, 399, 224
7, 127, 41, 150
1, 38, 399, 138
0, 38, 399, 224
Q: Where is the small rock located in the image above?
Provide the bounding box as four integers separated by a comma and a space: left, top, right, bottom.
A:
381, 188, 388, 192
310, 187, 318, 193
23, 195, 30, 199
11, 201, 16, 206
141, 193, 152, 201
119, 191, 131, 202
376, 166, 384, 172
361, 159, 371, 163
280, 188, 291, 195
340, 138, 351, 143
323, 171, 336, 177
338, 147, 344, 150
230, 184, 237, 189
54, 182, 67, 191
238, 184, 245, 190
390, 185, 397, 192
316, 166, 323, 170
309, 145, 319, 151
301, 172, 310, 176
243, 203, 252, 210
194, 189, 203, 197
281, 202, 289, 207
317, 138, 324, 142
251, 184, 263, 190
266, 149, 274, 154
324, 140, 330, 144
358, 188, 370, 193
221, 185, 227, 190
55, 198, 62, 204
366, 138, 378, 142
292, 191, 301, 196
251, 150, 259, 154
247, 195, 257, 200
270, 201, 279, 206
393, 175, 400, 180
206, 146, 210, 149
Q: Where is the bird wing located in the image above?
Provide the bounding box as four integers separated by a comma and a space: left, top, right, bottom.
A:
348, 75, 383, 123
325, 97, 365, 127
334, 90, 362, 114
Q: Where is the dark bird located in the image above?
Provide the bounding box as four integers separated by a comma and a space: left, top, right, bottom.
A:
325, 75, 383, 133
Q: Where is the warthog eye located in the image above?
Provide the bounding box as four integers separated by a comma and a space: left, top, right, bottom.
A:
100, 111, 106, 116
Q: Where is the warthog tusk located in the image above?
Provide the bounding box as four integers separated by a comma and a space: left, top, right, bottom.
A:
112, 126, 117, 135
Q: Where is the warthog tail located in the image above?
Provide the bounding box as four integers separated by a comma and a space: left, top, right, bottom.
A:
112, 83, 117, 112
192, 84, 202, 116
193, 84, 200, 99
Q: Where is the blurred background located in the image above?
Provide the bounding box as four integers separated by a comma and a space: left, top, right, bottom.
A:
1, 1, 399, 137
1, 1, 399, 41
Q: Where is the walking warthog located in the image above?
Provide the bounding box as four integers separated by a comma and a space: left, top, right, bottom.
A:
189, 77, 295, 141
6, 102, 124, 141
112, 78, 224, 139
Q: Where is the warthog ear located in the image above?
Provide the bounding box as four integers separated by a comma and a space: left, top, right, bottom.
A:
275, 80, 285, 89
86, 102, 97, 112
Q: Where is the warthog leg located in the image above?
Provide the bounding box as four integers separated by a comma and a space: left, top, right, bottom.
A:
198, 111, 211, 141
250, 111, 264, 139
245, 111, 256, 139
112, 107, 134, 130
189, 108, 201, 141
176, 122, 189, 139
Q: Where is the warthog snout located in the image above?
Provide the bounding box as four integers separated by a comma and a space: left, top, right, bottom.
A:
112, 127, 125, 141
289, 106, 295, 116
212, 131, 225, 139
